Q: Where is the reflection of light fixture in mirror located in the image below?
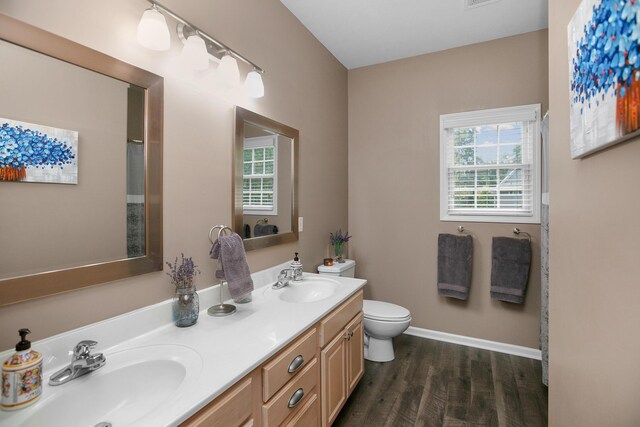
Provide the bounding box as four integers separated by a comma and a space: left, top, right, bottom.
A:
181, 34, 209, 71
245, 69, 264, 98
136, 1, 265, 95
137, 6, 171, 51
219, 53, 240, 88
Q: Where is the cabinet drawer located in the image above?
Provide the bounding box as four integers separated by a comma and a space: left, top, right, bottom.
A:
263, 327, 317, 402
182, 377, 253, 427
319, 290, 363, 347
284, 392, 319, 427
262, 357, 319, 427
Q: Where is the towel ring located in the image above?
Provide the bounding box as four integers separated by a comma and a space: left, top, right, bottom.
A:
207, 224, 236, 317
457, 225, 471, 234
208, 225, 233, 244
513, 228, 532, 243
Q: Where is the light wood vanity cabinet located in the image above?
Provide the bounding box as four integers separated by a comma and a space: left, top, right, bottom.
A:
320, 292, 364, 426
182, 289, 364, 427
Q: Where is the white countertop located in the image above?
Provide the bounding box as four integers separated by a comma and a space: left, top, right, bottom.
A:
0, 261, 366, 426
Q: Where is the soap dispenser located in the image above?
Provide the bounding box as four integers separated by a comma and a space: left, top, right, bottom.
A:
1, 328, 43, 411
291, 252, 303, 281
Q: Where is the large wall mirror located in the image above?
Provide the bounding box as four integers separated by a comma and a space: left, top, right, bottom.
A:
0, 14, 163, 305
234, 107, 298, 250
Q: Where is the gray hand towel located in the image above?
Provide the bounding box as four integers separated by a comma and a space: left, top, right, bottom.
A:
490, 237, 531, 304
254, 224, 278, 237
437, 234, 473, 300
210, 233, 254, 300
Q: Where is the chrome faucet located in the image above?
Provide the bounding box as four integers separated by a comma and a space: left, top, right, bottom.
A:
273, 268, 295, 289
49, 340, 106, 386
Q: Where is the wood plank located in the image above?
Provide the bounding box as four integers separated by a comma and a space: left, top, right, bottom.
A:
491, 352, 525, 427
511, 355, 548, 427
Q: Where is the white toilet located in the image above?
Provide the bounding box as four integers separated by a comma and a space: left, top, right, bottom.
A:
317, 259, 412, 362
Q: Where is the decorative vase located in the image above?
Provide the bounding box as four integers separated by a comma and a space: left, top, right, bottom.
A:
333, 242, 345, 263
173, 286, 199, 327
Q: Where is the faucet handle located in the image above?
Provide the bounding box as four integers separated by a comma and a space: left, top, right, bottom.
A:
278, 269, 292, 279
73, 340, 98, 358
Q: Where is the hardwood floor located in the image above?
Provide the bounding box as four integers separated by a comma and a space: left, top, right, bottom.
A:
333, 334, 547, 427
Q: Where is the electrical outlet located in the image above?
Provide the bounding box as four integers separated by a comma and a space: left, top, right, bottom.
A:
298, 217, 303, 232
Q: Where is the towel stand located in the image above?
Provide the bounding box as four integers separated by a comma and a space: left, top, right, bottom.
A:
207, 225, 237, 317
513, 228, 532, 243
457, 225, 471, 234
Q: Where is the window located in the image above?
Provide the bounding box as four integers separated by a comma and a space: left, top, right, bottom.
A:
243, 136, 278, 215
440, 104, 541, 223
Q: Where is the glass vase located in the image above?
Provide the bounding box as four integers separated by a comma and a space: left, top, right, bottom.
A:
173, 286, 199, 327
333, 242, 345, 263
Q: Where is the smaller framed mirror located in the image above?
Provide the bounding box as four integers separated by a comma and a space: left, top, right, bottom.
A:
233, 107, 298, 250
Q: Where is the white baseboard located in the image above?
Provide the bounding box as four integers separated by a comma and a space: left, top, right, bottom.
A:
404, 326, 541, 360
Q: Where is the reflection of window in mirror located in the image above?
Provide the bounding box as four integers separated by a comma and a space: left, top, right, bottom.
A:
243, 136, 278, 215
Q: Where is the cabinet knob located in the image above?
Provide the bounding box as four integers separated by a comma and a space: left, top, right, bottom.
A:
287, 387, 305, 408
287, 355, 304, 373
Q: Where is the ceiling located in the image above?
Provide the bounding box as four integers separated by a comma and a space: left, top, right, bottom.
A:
280, 0, 548, 70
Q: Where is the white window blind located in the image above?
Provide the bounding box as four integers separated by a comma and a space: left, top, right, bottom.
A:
440, 104, 541, 223
243, 136, 278, 215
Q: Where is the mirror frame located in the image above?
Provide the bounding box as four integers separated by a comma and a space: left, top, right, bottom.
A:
233, 106, 298, 250
0, 14, 163, 306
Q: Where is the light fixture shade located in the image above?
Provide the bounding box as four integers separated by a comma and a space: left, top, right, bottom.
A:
137, 8, 171, 51
182, 35, 209, 71
218, 54, 240, 88
245, 70, 265, 98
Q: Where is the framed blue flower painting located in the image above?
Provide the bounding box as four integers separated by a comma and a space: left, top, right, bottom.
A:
0, 118, 78, 184
569, 0, 640, 159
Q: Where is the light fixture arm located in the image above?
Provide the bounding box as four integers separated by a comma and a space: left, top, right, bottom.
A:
145, 0, 264, 74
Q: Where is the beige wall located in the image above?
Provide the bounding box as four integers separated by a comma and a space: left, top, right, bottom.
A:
0, 39, 128, 279
0, 0, 348, 350
348, 31, 548, 349
549, 1, 640, 424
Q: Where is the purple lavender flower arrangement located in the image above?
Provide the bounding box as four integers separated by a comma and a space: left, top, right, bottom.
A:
329, 229, 352, 246
166, 253, 200, 289
329, 229, 352, 262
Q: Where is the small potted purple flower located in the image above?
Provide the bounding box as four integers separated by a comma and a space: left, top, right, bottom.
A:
166, 254, 201, 327
329, 229, 352, 263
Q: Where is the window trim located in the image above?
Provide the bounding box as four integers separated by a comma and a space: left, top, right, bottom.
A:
439, 104, 541, 224
243, 135, 278, 216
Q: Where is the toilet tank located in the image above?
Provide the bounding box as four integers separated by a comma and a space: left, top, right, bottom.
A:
317, 259, 356, 277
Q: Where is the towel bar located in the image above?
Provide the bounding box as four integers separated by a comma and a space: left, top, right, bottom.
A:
207, 224, 237, 317
513, 228, 532, 243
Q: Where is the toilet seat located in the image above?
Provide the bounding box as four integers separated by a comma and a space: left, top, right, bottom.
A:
363, 300, 411, 322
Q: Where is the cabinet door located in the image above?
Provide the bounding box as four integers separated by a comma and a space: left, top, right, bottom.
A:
321, 330, 347, 427
346, 313, 364, 395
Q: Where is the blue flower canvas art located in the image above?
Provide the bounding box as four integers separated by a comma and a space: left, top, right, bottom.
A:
569, 0, 640, 158
0, 118, 78, 184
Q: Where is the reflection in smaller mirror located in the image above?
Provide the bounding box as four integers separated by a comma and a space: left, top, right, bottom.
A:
242, 123, 293, 238
234, 107, 298, 251
0, 13, 162, 306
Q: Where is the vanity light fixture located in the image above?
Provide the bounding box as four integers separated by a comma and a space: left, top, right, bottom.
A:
137, 0, 265, 97
218, 52, 241, 88
136, 5, 171, 51
245, 68, 265, 98
181, 34, 209, 71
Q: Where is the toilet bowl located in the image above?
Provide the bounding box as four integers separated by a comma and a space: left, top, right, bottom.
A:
317, 259, 411, 362
363, 300, 411, 362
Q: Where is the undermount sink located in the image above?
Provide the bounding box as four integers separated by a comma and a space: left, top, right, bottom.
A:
20, 344, 202, 427
278, 278, 339, 303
